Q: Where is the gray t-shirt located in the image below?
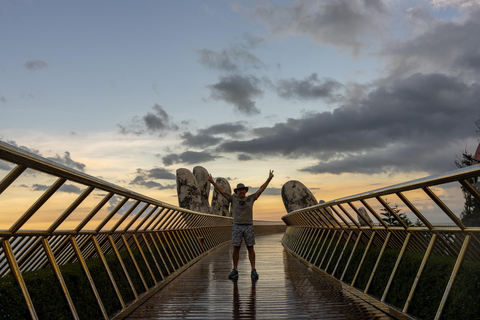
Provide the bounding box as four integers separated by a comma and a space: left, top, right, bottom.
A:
229, 193, 257, 225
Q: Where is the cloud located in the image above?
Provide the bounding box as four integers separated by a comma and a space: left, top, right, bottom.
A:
276, 73, 343, 102
162, 151, 220, 166
196, 33, 265, 73
107, 196, 136, 215
129, 167, 176, 190
248, 186, 282, 196
201, 122, 247, 137
180, 122, 248, 148
208, 75, 263, 114
25, 183, 83, 194
0, 96, 6, 105
1, 139, 40, 155
0, 139, 86, 172
197, 47, 264, 73
217, 72, 480, 174
24, 60, 48, 70
181, 132, 223, 148
0, 160, 13, 171
238, 154, 253, 161
47, 151, 86, 172
253, 0, 388, 56
118, 104, 179, 136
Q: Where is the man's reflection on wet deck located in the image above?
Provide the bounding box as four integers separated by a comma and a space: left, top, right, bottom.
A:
232, 279, 257, 319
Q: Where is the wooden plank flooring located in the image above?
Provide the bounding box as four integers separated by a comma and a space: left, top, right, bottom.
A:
125, 233, 394, 319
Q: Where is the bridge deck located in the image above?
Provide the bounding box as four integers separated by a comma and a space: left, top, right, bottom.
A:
125, 233, 394, 319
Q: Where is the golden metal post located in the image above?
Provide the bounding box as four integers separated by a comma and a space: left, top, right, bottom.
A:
314, 229, 331, 266
141, 233, 164, 280
435, 235, 471, 320
91, 236, 126, 309
121, 234, 149, 291
132, 234, 157, 284
340, 231, 363, 281
364, 232, 392, 294
108, 235, 138, 299
351, 231, 376, 287
403, 233, 437, 313
41, 238, 80, 320
332, 231, 353, 277
1, 239, 38, 320
381, 232, 411, 302
319, 230, 337, 269
325, 230, 345, 272
70, 236, 109, 320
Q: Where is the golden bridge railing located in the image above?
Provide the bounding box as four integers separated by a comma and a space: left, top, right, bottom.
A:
0, 141, 240, 319
282, 164, 480, 320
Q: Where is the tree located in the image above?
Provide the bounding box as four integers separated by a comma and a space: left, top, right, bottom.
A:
454, 115, 480, 226
379, 199, 413, 227
455, 149, 480, 226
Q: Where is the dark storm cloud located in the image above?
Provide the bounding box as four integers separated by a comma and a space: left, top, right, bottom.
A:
162, 151, 219, 166
147, 168, 176, 180
217, 73, 480, 174
181, 132, 223, 148
118, 104, 178, 136
180, 122, 248, 148
276, 73, 343, 102
129, 168, 176, 190
24, 60, 48, 70
208, 75, 263, 114
201, 122, 247, 137
47, 151, 86, 172
253, 0, 387, 56
238, 154, 253, 161
380, 8, 480, 79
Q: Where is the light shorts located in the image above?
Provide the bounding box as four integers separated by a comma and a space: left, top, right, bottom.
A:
231, 223, 255, 247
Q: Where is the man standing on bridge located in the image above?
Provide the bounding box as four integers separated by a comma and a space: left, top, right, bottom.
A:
208, 170, 274, 280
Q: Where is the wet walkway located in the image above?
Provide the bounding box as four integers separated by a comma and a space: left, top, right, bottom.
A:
125, 233, 394, 319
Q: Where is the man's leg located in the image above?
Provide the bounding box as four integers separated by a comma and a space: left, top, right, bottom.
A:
246, 246, 255, 269
233, 246, 241, 269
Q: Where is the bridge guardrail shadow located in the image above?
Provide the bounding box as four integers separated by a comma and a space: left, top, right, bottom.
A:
282, 163, 480, 320
0, 141, 284, 319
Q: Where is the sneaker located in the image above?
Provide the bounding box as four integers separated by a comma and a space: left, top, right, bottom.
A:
228, 269, 239, 279
251, 269, 259, 280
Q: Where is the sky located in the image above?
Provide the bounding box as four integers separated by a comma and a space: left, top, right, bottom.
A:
1, 0, 480, 223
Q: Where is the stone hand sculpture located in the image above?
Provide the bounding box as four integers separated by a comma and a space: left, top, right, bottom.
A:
210, 177, 232, 217
176, 166, 232, 216
357, 207, 374, 226
281, 180, 318, 213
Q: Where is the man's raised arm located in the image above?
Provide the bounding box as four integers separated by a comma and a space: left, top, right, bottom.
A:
255, 170, 274, 199
208, 174, 230, 201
